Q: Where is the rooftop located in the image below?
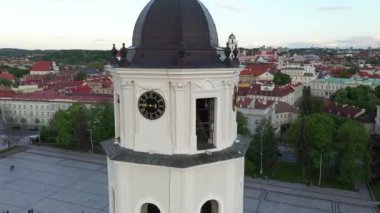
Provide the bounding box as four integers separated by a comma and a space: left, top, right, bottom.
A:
31, 61, 53, 72
102, 135, 249, 168
126, 0, 225, 68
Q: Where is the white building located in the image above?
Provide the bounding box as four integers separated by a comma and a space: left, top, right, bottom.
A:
102, 1, 247, 213
375, 106, 380, 134
0, 91, 112, 126
274, 101, 299, 128
281, 64, 317, 85
310, 77, 380, 99
238, 82, 303, 106
30, 61, 59, 75
237, 98, 276, 134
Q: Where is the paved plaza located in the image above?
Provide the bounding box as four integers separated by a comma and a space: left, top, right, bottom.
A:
0, 147, 109, 213
0, 146, 378, 213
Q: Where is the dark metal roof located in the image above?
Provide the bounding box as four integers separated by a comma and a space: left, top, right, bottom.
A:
127, 0, 225, 68
101, 135, 250, 168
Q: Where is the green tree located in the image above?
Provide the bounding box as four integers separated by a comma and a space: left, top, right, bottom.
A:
335, 121, 372, 185
88, 102, 115, 143
273, 73, 292, 86
72, 105, 90, 151
248, 119, 277, 172
74, 71, 87, 81
50, 110, 73, 144
305, 114, 335, 171
375, 85, 380, 99
8, 68, 29, 78
0, 79, 13, 87
285, 113, 335, 183
86, 61, 104, 71
44, 102, 114, 150
310, 96, 324, 114
236, 111, 249, 136
333, 85, 380, 112
301, 86, 312, 115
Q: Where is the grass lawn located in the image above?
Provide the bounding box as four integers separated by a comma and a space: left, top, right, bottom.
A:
0, 146, 17, 154
246, 161, 352, 191
370, 181, 380, 201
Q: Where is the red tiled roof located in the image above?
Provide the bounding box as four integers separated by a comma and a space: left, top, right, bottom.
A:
324, 101, 365, 119
0, 72, 15, 81
238, 84, 294, 97
9, 90, 112, 103
31, 61, 52, 71
240, 63, 277, 76
0, 90, 16, 98
240, 69, 267, 76
237, 97, 275, 109
275, 101, 299, 113
68, 85, 92, 94
358, 71, 380, 79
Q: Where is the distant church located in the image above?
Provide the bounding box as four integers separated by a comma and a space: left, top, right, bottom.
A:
102, 0, 248, 212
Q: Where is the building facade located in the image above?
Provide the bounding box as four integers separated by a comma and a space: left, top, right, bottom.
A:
0, 91, 112, 126
237, 98, 276, 134
310, 77, 380, 99
281, 64, 317, 85
102, 1, 248, 213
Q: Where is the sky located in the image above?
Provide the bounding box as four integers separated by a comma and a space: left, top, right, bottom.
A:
1, 0, 380, 50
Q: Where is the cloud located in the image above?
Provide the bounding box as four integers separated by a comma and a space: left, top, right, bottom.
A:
51, 0, 94, 3
215, 3, 243, 12
93, 39, 106, 42
318, 6, 351, 11
336, 36, 380, 48
285, 36, 380, 48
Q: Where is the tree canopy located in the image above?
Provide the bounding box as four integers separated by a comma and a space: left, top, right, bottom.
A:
285, 113, 372, 185
74, 71, 87, 81
8, 67, 29, 78
247, 119, 277, 172
236, 111, 250, 136
39, 50, 110, 67
0, 79, 13, 87
332, 85, 380, 112
335, 120, 371, 184
285, 113, 335, 170
41, 102, 115, 151
273, 73, 292, 86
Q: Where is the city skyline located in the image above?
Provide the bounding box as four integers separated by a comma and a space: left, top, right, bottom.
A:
1, 0, 380, 50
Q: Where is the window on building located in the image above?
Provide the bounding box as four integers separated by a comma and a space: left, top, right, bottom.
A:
141, 203, 160, 213
200, 200, 218, 213
196, 98, 216, 150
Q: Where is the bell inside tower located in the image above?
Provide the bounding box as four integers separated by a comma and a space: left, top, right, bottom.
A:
196, 98, 216, 150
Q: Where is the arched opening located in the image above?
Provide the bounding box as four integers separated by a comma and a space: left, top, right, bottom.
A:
141, 203, 161, 213
200, 200, 218, 213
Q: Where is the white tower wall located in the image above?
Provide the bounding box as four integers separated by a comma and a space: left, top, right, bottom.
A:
108, 158, 244, 213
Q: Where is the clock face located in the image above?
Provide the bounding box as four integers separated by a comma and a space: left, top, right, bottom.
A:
138, 91, 166, 120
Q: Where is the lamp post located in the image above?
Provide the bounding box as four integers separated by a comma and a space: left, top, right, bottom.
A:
260, 126, 264, 175
87, 129, 93, 153
319, 152, 322, 186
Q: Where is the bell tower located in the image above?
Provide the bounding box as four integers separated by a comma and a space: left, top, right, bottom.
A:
102, 0, 249, 212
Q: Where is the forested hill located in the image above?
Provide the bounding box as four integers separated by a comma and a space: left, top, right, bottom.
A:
0, 49, 111, 68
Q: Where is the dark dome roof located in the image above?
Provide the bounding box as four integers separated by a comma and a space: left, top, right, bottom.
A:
127, 0, 225, 68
